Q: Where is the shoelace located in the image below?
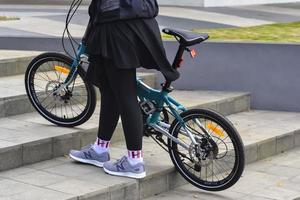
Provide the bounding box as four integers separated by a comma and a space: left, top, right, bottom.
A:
114, 156, 127, 166
81, 144, 93, 151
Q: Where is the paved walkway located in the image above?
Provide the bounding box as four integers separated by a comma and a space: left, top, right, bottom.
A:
146, 147, 300, 200
0, 3, 300, 39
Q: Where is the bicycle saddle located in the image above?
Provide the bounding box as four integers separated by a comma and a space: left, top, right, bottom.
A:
162, 28, 209, 46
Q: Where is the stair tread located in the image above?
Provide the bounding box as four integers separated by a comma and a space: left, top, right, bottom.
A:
0, 139, 170, 200
0, 50, 40, 61
145, 147, 300, 200
0, 110, 300, 199
0, 90, 249, 149
228, 110, 300, 145
0, 72, 154, 100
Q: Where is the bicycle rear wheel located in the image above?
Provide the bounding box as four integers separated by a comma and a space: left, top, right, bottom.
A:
168, 109, 245, 191
25, 52, 96, 127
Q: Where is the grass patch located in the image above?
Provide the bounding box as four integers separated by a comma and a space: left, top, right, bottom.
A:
0, 16, 20, 21
193, 21, 300, 43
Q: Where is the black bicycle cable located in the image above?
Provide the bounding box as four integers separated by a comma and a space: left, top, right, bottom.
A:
66, 0, 82, 45
64, 0, 81, 57
62, 0, 83, 59
62, 0, 76, 58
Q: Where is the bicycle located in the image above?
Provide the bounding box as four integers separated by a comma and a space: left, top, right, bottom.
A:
25, 0, 245, 191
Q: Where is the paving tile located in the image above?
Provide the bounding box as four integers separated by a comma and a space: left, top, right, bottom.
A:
12, 170, 68, 186
42, 162, 100, 178
46, 179, 108, 196
26, 157, 67, 170
253, 185, 300, 200
0, 167, 35, 178
240, 195, 275, 200
76, 170, 134, 189
9, 187, 76, 200
254, 164, 300, 179
0, 179, 37, 197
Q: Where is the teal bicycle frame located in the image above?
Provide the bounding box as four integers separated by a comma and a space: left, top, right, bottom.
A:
62, 38, 201, 150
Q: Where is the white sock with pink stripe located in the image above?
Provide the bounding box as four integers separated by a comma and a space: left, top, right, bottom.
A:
92, 138, 110, 154
127, 150, 144, 165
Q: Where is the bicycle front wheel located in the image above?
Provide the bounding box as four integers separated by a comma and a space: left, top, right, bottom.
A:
168, 109, 245, 191
25, 52, 96, 127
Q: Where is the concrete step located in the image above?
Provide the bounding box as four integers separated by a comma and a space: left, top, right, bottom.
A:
0, 109, 300, 200
145, 147, 300, 200
0, 90, 250, 171
0, 72, 156, 118
0, 50, 41, 77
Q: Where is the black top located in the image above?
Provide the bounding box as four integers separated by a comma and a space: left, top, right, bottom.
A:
85, 2, 180, 81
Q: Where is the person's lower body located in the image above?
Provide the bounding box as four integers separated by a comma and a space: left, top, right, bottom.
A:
69, 57, 146, 179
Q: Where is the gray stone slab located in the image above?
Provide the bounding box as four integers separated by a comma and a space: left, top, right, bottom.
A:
0, 72, 156, 118
0, 179, 38, 197
26, 157, 68, 170
167, 171, 187, 190
276, 132, 295, 154
2, 141, 300, 200
12, 170, 68, 186
46, 179, 108, 196
244, 143, 258, 164
109, 182, 139, 200
0, 87, 252, 172
53, 133, 81, 157
78, 190, 110, 200
22, 138, 53, 165
0, 144, 22, 171
9, 186, 76, 200
139, 173, 169, 199
42, 162, 100, 178
257, 138, 277, 160
295, 130, 300, 147
0, 167, 35, 178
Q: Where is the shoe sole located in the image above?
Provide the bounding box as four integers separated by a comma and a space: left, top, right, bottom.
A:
69, 154, 104, 168
103, 167, 146, 179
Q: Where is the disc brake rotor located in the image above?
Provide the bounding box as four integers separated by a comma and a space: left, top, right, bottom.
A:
189, 137, 219, 167
45, 81, 71, 104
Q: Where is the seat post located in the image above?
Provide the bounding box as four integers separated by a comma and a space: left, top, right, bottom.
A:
172, 44, 186, 69
162, 44, 186, 92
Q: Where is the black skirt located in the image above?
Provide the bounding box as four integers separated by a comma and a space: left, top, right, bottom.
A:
85, 18, 180, 84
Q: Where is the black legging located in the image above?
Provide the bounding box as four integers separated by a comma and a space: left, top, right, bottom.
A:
94, 58, 143, 150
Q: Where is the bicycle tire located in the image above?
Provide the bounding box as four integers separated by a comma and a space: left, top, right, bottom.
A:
168, 109, 245, 191
25, 52, 96, 127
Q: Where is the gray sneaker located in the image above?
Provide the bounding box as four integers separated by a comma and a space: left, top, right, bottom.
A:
103, 156, 146, 179
69, 144, 110, 167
